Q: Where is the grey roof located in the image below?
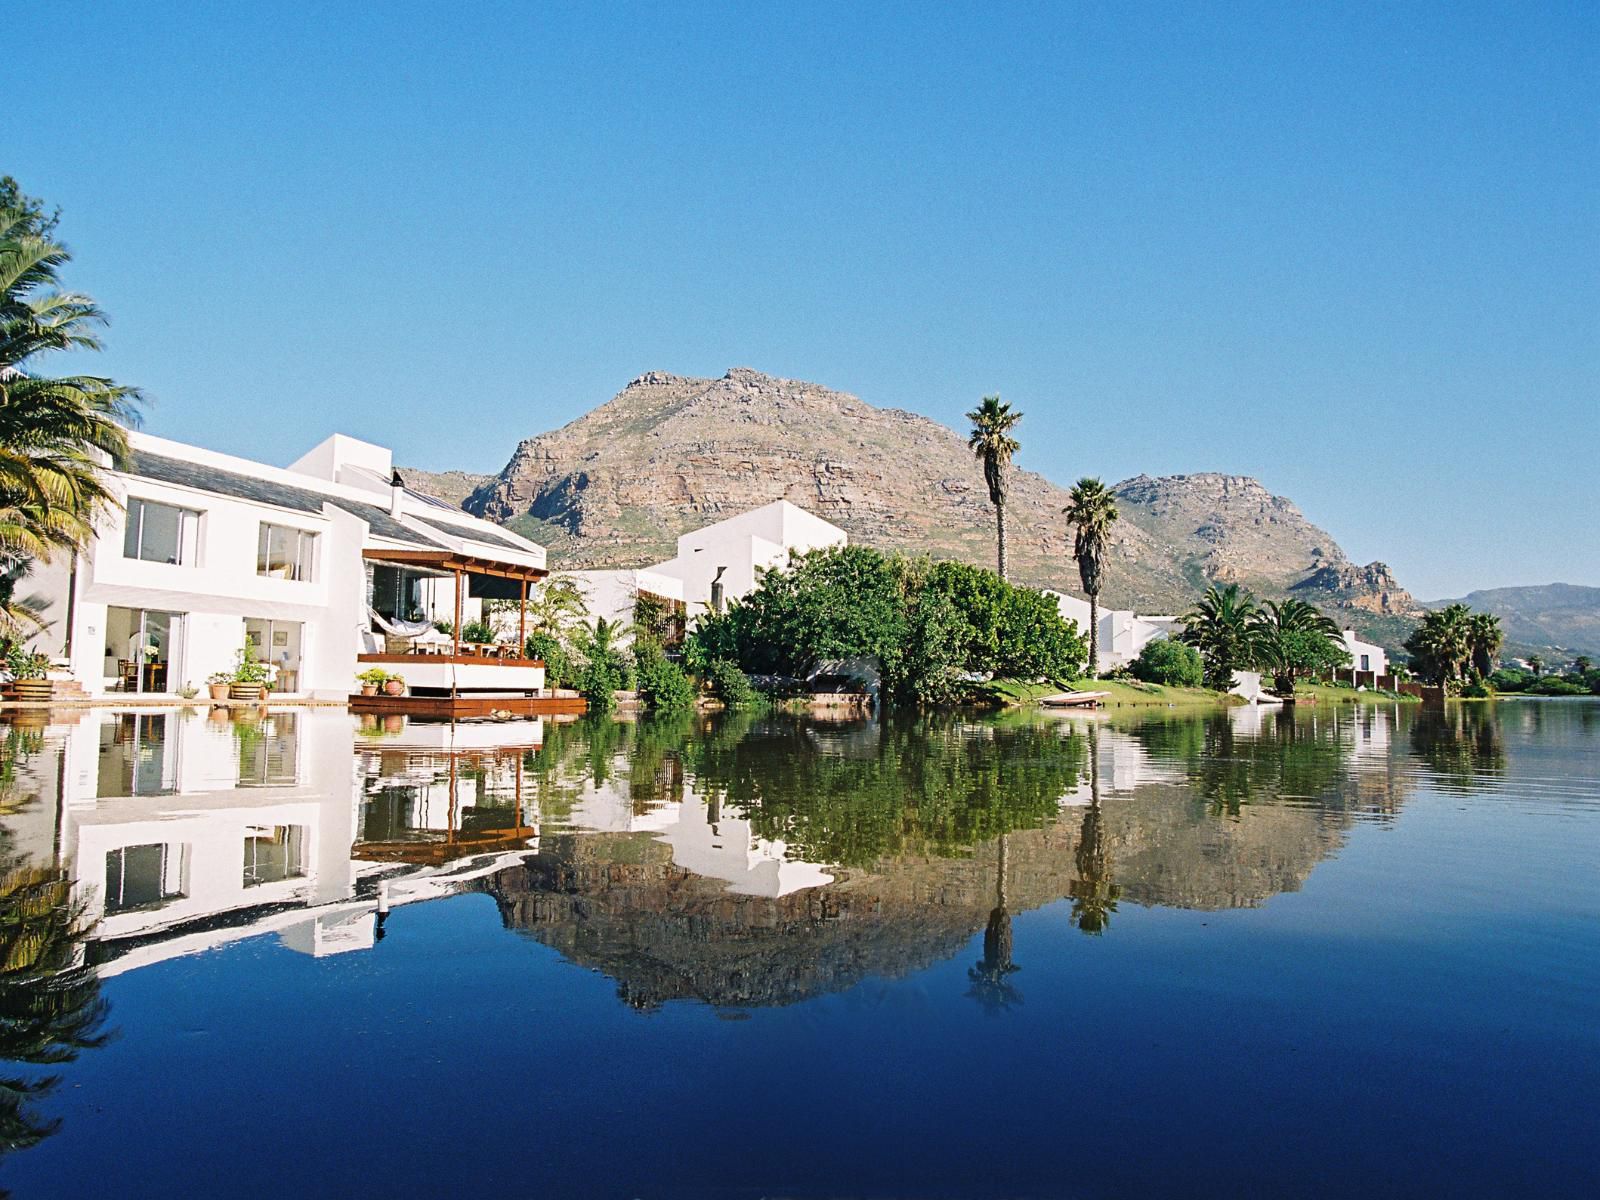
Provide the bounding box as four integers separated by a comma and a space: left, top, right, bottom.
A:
415, 516, 529, 552
125, 451, 445, 548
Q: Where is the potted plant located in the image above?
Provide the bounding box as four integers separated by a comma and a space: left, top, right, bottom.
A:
382, 673, 406, 696
206, 671, 232, 702
229, 642, 271, 701
356, 667, 388, 696
4, 647, 52, 702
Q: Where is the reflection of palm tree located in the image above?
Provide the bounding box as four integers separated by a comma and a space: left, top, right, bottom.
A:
967, 835, 1021, 1010
1069, 726, 1119, 934
0, 855, 111, 1161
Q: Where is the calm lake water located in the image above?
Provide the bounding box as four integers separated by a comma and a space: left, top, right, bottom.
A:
0, 699, 1596, 1198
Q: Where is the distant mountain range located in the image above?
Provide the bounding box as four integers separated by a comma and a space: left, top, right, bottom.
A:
402, 367, 1430, 644
1425, 584, 1600, 658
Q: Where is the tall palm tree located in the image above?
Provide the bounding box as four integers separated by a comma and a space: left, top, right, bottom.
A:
1, 198, 139, 636
1465, 611, 1504, 681
1062, 478, 1119, 676
1527, 654, 1544, 678
966, 395, 1021, 581
1403, 604, 1473, 688
1069, 725, 1118, 934
1180, 584, 1259, 691
967, 834, 1021, 1010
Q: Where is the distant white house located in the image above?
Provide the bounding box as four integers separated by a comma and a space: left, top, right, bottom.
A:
21, 430, 550, 699
570, 499, 848, 629
1042, 589, 1182, 674
1341, 629, 1388, 676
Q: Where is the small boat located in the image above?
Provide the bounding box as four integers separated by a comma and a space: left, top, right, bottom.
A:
1038, 690, 1111, 709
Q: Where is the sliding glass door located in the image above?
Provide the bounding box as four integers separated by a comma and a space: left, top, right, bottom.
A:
104, 606, 184, 694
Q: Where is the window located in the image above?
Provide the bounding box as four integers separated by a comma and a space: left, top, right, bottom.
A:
123, 498, 200, 565
1360, 654, 1371, 671
104, 843, 188, 913
242, 825, 306, 887
257, 523, 317, 582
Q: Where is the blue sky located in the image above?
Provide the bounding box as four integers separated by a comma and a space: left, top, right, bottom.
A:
7, 1, 1596, 597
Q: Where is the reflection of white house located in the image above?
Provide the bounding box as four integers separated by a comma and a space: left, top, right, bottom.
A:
1055, 725, 1186, 806
1043, 590, 1182, 674
562, 765, 834, 897
571, 500, 848, 627
7, 707, 544, 976
1341, 629, 1388, 676
24, 431, 548, 699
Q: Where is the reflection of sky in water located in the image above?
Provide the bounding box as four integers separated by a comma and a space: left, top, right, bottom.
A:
0, 701, 1596, 1198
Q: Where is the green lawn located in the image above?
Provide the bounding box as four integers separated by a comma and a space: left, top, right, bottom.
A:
977, 677, 1240, 710
1293, 681, 1421, 705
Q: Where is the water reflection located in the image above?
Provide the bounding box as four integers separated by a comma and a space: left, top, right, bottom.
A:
0, 696, 1545, 1175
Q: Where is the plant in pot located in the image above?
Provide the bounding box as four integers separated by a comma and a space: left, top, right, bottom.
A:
382, 672, 406, 697
4, 646, 52, 701
206, 671, 232, 702
356, 667, 388, 697
229, 642, 271, 701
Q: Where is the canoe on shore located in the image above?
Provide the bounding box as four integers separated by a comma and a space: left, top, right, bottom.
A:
1038, 690, 1111, 709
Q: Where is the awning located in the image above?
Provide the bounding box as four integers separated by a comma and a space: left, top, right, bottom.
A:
361, 548, 547, 584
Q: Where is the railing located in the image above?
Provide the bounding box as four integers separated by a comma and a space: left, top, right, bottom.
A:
358, 652, 546, 668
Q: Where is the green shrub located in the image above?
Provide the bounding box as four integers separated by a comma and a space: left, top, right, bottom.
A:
1129, 638, 1205, 688
1530, 676, 1587, 696
634, 642, 695, 713
1460, 679, 1494, 698
459, 619, 496, 645
706, 658, 763, 710
525, 630, 570, 687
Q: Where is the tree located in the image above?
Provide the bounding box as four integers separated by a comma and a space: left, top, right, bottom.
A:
1248, 598, 1347, 698
1062, 477, 1119, 675
1466, 611, 1503, 680
1, 188, 140, 639
1527, 654, 1544, 677
1403, 604, 1473, 689
574, 617, 631, 711
1129, 637, 1204, 688
966, 395, 1021, 581
1180, 584, 1259, 691
633, 639, 695, 713
1576, 655, 1593, 676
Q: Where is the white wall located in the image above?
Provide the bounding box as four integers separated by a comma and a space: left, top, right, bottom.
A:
1341, 630, 1387, 676
650, 501, 846, 618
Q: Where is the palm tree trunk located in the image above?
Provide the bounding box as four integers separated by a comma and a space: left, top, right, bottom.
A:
1088, 592, 1099, 677
996, 499, 1008, 582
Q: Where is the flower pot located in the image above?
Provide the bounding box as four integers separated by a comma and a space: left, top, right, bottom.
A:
208, 683, 230, 701
360, 685, 378, 696
383, 680, 405, 696
259, 685, 270, 701
229, 682, 260, 701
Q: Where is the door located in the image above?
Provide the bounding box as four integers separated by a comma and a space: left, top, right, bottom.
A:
106, 606, 183, 693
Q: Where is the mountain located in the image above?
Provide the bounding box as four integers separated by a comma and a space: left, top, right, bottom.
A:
456, 367, 1417, 626
396, 466, 492, 509
1426, 584, 1600, 657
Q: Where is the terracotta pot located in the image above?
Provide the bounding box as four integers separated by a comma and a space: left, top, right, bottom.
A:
259, 685, 270, 701
209, 683, 230, 701
383, 679, 405, 696
360, 684, 377, 696
382, 715, 405, 734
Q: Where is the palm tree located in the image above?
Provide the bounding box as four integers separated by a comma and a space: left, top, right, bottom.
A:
1180, 584, 1259, 691
1, 196, 139, 636
1403, 604, 1473, 688
966, 395, 1021, 581
1576, 655, 1593, 676
1069, 725, 1118, 934
967, 834, 1021, 1010
1465, 612, 1504, 680
1527, 654, 1544, 678
1248, 598, 1343, 699
1062, 477, 1119, 677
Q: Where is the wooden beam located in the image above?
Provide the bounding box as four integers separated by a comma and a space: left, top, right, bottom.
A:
517, 577, 528, 659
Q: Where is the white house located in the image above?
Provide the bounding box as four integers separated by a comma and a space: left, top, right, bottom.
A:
1043, 589, 1181, 674
571, 499, 848, 628
22, 430, 550, 700
1341, 629, 1388, 677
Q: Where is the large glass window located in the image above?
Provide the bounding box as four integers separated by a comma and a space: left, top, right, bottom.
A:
122, 498, 199, 565
256, 523, 317, 582
104, 843, 188, 913
242, 825, 306, 887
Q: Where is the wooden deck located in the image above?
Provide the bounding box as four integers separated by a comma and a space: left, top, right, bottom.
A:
348, 692, 587, 718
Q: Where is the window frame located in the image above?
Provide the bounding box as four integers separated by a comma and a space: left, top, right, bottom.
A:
256, 522, 318, 583
123, 497, 201, 566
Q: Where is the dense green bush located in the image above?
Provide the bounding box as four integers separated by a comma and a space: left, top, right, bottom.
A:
705, 657, 763, 710
575, 618, 632, 712
525, 630, 570, 688
1129, 638, 1204, 687
634, 642, 695, 712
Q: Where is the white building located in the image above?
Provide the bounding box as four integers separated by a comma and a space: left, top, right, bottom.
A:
22, 430, 549, 700
1043, 589, 1182, 675
1341, 629, 1388, 677
571, 499, 848, 628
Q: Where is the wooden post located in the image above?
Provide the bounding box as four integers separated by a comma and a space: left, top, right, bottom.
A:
518, 576, 528, 660
452, 568, 463, 701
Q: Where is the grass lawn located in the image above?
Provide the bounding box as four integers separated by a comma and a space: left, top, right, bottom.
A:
977, 677, 1240, 710
1293, 681, 1420, 705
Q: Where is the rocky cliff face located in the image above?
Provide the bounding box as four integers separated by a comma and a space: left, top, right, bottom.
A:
462, 367, 1414, 616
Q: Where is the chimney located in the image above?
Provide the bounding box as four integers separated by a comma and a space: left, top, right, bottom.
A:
389, 471, 404, 518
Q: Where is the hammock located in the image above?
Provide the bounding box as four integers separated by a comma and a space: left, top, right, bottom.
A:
368, 608, 437, 638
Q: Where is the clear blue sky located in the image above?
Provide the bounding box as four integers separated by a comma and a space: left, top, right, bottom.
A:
8, 1, 1596, 598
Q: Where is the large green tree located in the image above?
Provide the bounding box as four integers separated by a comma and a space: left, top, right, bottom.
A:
1248, 598, 1347, 698
1180, 584, 1259, 691
966, 395, 1021, 581
0, 181, 140, 639
1404, 604, 1473, 689
1062, 477, 1119, 676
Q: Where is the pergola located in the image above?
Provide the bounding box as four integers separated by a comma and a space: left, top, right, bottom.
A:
362, 548, 548, 658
